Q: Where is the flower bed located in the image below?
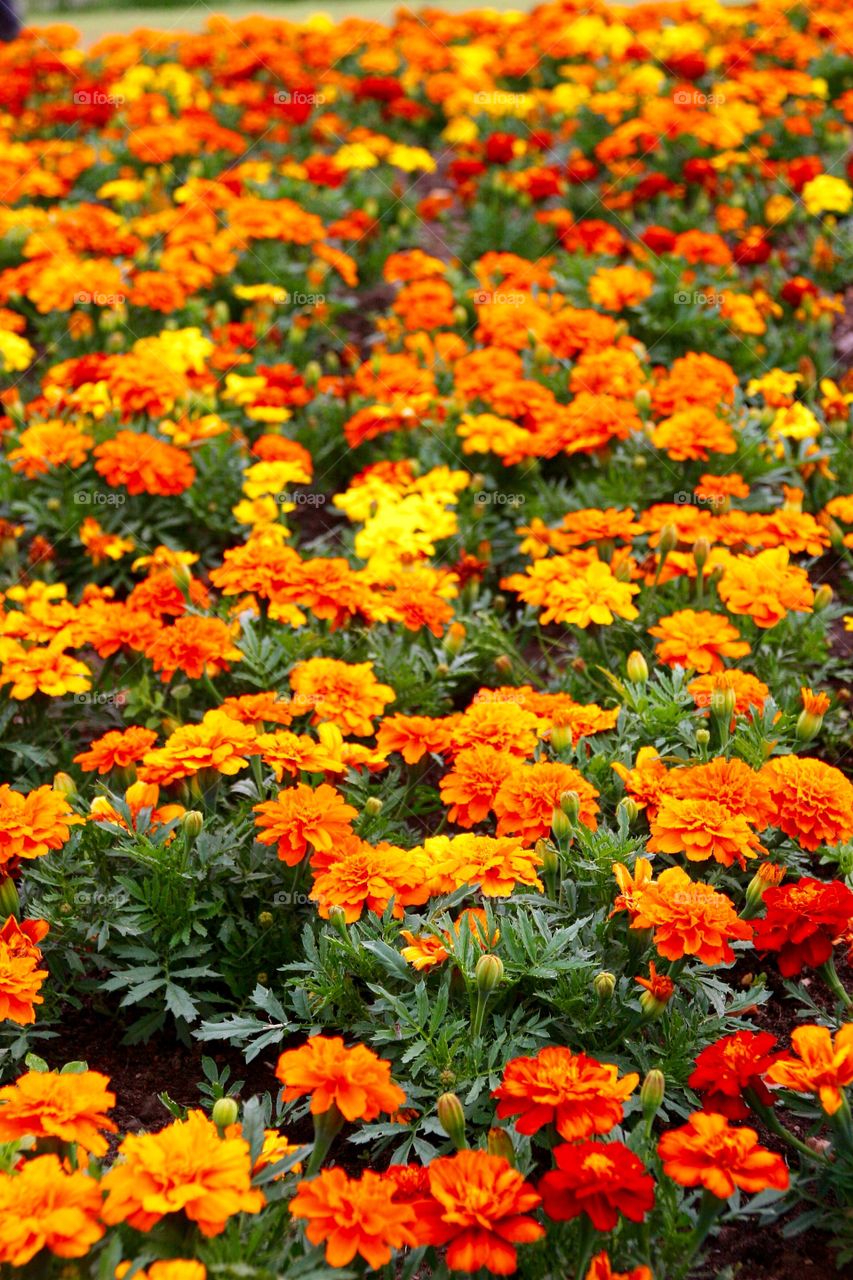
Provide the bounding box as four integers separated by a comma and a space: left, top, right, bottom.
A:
1, 4, 853, 1277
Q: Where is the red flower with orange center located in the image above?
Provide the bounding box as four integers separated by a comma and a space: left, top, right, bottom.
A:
539, 1140, 655, 1230
494, 1046, 638, 1141
688, 1031, 782, 1119
765, 1023, 853, 1115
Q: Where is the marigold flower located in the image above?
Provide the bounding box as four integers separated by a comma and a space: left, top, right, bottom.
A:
425, 833, 543, 897
418, 1149, 544, 1274
658, 1112, 789, 1198
275, 1036, 406, 1121
289, 658, 395, 737
117, 1263, 205, 1280
100, 1109, 264, 1235
439, 745, 517, 827
688, 669, 769, 717
0, 1069, 116, 1155
0, 784, 82, 870
73, 726, 158, 774
629, 866, 753, 966
539, 1140, 655, 1230
138, 709, 259, 785
94, 430, 196, 496
253, 784, 358, 866
611, 747, 669, 814
611, 858, 654, 917
0, 915, 49, 1024
760, 755, 853, 850
144, 615, 243, 682
647, 795, 765, 869
765, 1023, 853, 1115
310, 835, 429, 922
584, 1252, 653, 1280
665, 756, 776, 830
494, 1046, 638, 1141
289, 1168, 417, 1269
648, 609, 749, 674
752, 877, 853, 976
689, 1031, 782, 1119
0, 1154, 105, 1265
493, 760, 600, 843
717, 548, 814, 628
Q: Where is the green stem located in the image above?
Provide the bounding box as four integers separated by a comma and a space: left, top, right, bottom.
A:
819, 955, 852, 1009
747, 1093, 830, 1165
681, 1188, 724, 1265
305, 1103, 344, 1177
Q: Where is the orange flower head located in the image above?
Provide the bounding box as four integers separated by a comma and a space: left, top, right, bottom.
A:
539, 1140, 655, 1231
0, 785, 82, 870
689, 1031, 782, 1119
289, 658, 395, 738
752, 877, 853, 976
439, 745, 517, 828
765, 1023, 853, 1115
648, 609, 750, 674
717, 548, 814, 628
494, 761, 600, 843
658, 1111, 789, 1199
0, 916, 49, 1024
100, 1109, 264, 1235
0, 1153, 105, 1266
73, 726, 158, 774
275, 1036, 406, 1122
0, 1069, 116, 1156
253, 784, 358, 866
425, 833, 543, 897
419, 1149, 544, 1274
289, 1168, 417, 1269
494, 1045, 638, 1141
665, 756, 776, 831
630, 866, 753, 966
585, 1252, 653, 1280
144, 616, 243, 683
94, 430, 195, 496
647, 795, 765, 869
761, 756, 853, 850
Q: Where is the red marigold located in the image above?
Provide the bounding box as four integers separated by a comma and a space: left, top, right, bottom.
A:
538, 1140, 655, 1230
494, 1046, 638, 1141
689, 1031, 782, 1119
752, 877, 853, 976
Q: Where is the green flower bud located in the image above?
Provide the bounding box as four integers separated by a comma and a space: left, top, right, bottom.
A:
212, 1096, 239, 1130
475, 953, 504, 994
437, 1092, 467, 1149
593, 971, 616, 1000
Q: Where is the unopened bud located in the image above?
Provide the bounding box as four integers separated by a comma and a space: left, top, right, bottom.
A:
536, 838, 559, 876
494, 655, 512, 675
693, 537, 710, 572
435, 663, 450, 678
640, 1069, 665, 1119
212, 1096, 239, 1130
0, 875, 20, 920
444, 622, 466, 655
551, 807, 572, 840
795, 709, 823, 742
710, 685, 737, 721
182, 810, 204, 839
814, 583, 833, 611
487, 1127, 515, 1164
549, 723, 572, 752
634, 387, 651, 412
593, 971, 616, 1000
475, 953, 504, 994
492, 594, 507, 615
626, 650, 648, 684
258, 911, 274, 929
658, 523, 679, 555
52, 772, 76, 797
695, 728, 711, 747
559, 790, 580, 821
363, 797, 383, 817
328, 904, 348, 938
616, 796, 639, 826
437, 1093, 467, 1149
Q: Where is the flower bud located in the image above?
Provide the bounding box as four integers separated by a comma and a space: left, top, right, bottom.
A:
795, 709, 823, 742
551, 807, 572, 840
536, 838, 559, 876
435, 662, 450, 678
710, 685, 737, 721
52, 772, 77, 797
437, 1092, 467, 1149
494, 654, 512, 675
658, 523, 679, 556
744, 861, 785, 917
182, 810, 204, 839
692, 537, 710, 573
487, 1128, 515, 1164
813, 583, 833, 612
626, 650, 648, 684
363, 797, 383, 817
593, 971, 616, 1000
0, 875, 20, 920
475, 953, 504, 994
444, 622, 466, 655
616, 796, 638, 826
212, 1096, 240, 1130
640, 1069, 665, 1120
303, 360, 322, 387
559, 790, 580, 821
328, 905, 348, 938
634, 387, 651, 413
549, 723, 572, 752
695, 728, 711, 748
492, 594, 507, 615
258, 911, 274, 929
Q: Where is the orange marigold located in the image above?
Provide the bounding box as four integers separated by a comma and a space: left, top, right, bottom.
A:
93, 430, 196, 496
275, 1036, 406, 1121
629, 866, 753, 966
494, 1046, 638, 1141
425, 833, 543, 897
289, 1168, 417, 1269
289, 658, 395, 738
0, 1069, 116, 1156
765, 1023, 853, 1115
658, 1112, 789, 1198
0, 916, 49, 1024
73, 726, 158, 774
647, 795, 765, 869
0, 784, 82, 870
253, 784, 358, 866
717, 548, 814, 628
144, 616, 243, 683
760, 755, 853, 850
100, 1109, 264, 1235
648, 609, 750, 674
0, 1154, 105, 1266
